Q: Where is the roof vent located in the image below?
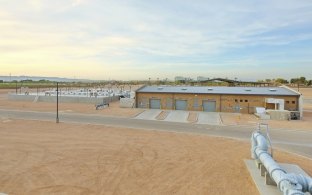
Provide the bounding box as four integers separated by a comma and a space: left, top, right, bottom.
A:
208, 88, 213, 91
157, 87, 163, 90
269, 88, 277, 92
245, 89, 251, 91
181, 88, 187, 90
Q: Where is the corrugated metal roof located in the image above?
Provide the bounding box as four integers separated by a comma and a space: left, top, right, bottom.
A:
136, 86, 300, 96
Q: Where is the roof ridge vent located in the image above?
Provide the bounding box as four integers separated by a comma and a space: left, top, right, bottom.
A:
269, 88, 277, 92
208, 88, 213, 91
157, 87, 163, 90
181, 87, 187, 90
245, 88, 251, 91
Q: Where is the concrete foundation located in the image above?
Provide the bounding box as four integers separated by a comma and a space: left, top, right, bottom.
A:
266, 110, 291, 120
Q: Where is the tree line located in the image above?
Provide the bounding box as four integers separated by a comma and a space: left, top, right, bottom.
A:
258, 77, 312, 86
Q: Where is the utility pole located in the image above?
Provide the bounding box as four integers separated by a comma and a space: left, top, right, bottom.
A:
20, 81, 22, 94
56, 82, 59, 123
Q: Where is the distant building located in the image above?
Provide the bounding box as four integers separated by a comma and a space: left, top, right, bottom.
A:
135, 85, 302, 115
174, 76, 186, 82
174, 76, 193, 83
197, 76, 209, 81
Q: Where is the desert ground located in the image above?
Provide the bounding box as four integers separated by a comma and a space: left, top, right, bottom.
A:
0, 87, 312, 195
294, 87, 312, 99
1, 119, 311, 195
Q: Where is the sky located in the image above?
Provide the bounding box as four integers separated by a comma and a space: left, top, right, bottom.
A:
0, 0, 312, 81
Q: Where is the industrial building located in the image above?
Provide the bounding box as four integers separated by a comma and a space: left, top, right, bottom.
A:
135, 85, 302, 115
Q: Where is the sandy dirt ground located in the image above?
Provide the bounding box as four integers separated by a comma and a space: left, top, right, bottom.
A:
292, 87, 312, 99
1, 119, 312, 195
0, 88, 312, 194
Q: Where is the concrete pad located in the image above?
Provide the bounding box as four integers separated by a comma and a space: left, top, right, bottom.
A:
197, 112, 221, 125
134, 110, 162, 120
164, 110, 188, 123
245, 159, 310, 195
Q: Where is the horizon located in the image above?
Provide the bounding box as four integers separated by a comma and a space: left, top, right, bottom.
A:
1, 1, 312, 80
0, 74, 309, 82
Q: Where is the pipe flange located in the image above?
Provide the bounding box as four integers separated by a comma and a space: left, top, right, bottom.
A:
270, 167, 286, 177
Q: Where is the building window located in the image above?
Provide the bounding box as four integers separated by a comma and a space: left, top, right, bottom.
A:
240, 99, 243, 102
245, 100, 248, 102
235, 99, 238, 103
286, 101, 290, 104
292, 101, 296, 104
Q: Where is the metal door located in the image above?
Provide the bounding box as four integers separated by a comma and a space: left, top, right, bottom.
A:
175, 100, 187, 110
203, 100, 216, 112
150, 99, 161, 109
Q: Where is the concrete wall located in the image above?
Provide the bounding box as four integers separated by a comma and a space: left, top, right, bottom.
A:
266, 110, 291, 120
8, 94, 37, 101
135, 92, 299, 114
8, 94, 119, 104
119, 98, 135, 108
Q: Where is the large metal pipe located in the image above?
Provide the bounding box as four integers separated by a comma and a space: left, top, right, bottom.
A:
251, 131, 312, 195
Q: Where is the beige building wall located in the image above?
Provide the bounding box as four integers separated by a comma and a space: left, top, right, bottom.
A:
135, 92, 299, 114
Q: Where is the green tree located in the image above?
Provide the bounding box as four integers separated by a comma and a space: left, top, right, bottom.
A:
290, 78, 299, 84
275, 78, 288, 84
291, 77, 307, 85
299, 77, 306, 84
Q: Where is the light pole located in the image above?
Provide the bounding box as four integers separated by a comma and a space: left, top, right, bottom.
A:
56, 82, 59, 123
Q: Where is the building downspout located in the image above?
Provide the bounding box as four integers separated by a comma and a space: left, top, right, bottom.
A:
219, 94, 222, 112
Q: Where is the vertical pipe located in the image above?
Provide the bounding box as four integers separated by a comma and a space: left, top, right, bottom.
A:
219, 94, 222, 112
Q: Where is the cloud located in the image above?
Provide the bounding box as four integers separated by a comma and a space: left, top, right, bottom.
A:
0, 0, 312, 79
71, 0, 88, 7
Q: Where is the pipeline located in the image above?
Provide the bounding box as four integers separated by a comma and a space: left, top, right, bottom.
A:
251, 130, 312, 195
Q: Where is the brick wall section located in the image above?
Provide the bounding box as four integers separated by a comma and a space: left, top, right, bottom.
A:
136, 92, 299, 113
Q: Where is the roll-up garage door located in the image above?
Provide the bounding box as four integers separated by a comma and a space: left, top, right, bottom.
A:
150, 99, 161, 109
175, 100, 187, 110
203, 100, 216, 112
